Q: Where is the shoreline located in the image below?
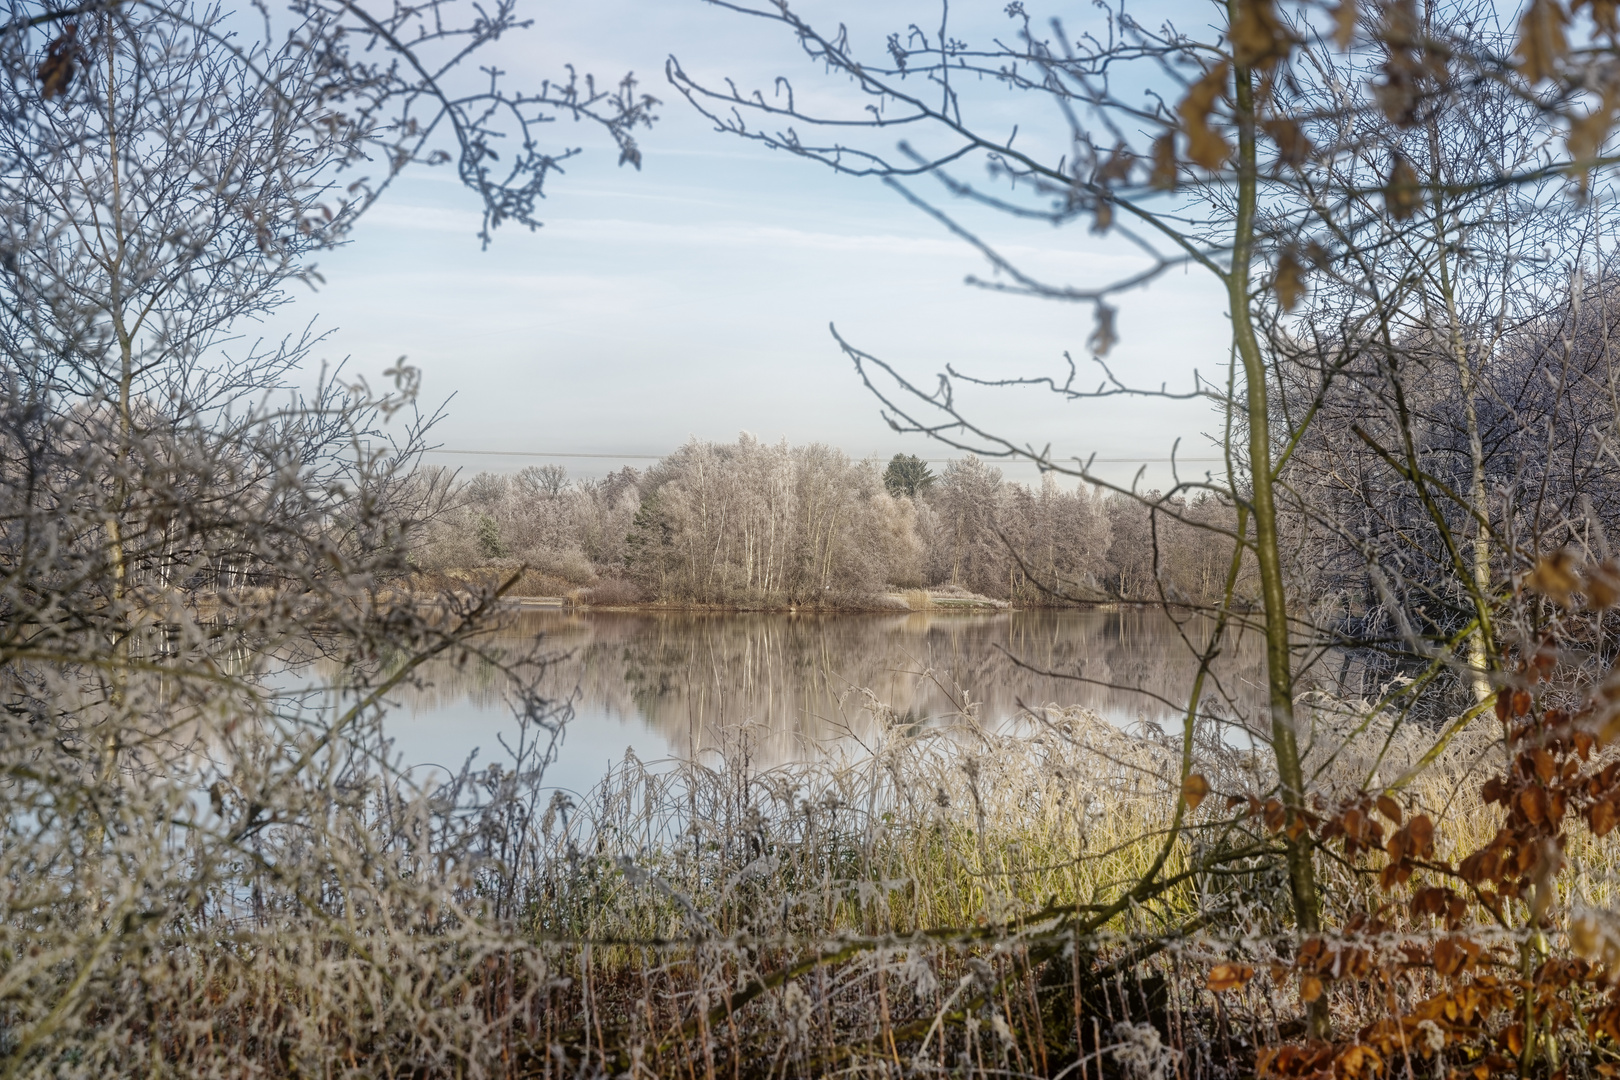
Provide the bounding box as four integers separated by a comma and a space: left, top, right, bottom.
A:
495, 595, 1183, 615
413, 572, 1249, 615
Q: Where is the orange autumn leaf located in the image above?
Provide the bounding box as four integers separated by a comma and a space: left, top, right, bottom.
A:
1526, 548, 1581, 605
1591, 798, 1619, 837
1207, 963, 1255, 992
1408, 813, 1435, 858
1182, 772, 1211, 809
1336, 1044, 1383, 1080
1521, 786, 1548, 826
1300, 973, 1325, 1001
1263, 797, 1286, 833
1376, 794, 1402, 824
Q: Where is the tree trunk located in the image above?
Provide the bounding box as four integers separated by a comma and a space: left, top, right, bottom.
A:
1230, 55, 1328, 1038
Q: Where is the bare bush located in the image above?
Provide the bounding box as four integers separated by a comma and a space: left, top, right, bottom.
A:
0, 0, 647, 1073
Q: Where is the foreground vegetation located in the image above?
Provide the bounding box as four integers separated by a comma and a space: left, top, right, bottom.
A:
521, 683, 1620, 1080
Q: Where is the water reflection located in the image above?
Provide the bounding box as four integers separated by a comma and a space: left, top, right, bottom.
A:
386, 608, 1269, 796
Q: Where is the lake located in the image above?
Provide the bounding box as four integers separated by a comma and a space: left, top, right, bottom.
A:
382, 607, 1270, 798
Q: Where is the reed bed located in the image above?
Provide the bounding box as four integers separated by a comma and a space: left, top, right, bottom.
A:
513, 695, 1610, 1080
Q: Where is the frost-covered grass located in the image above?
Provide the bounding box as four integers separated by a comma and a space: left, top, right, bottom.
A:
520, 696, 1620, 1080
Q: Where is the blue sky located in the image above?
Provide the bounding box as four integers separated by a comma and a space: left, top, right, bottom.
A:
268, 0, 1232, 488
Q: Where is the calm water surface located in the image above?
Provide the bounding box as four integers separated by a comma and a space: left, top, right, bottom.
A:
387, 608, 1267, 797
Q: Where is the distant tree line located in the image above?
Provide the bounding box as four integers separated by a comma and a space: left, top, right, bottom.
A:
411, 435, 1250, 606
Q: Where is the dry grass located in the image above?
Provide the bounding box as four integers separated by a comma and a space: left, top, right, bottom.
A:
14, 674, 1620, 1079
515, 695, 1620, 1079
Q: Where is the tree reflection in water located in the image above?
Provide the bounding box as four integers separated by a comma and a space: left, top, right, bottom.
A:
384, 609, 1269, 795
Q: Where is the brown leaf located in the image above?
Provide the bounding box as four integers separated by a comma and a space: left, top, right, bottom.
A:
1332, 0, 1358, 48
1336, 1044, 1383, 1079
1177, 62, 1232, 171
1408, 814, 1435, 858
1095, 142, 1133, 184
1517, 0, 1571, 84
1374, 60, 1421, 127
1182, 772, 1211, 810
1434, 935, 1480, 976
1527, 548, 1581, 604
1521, 786, 1548, 826
1231, 0, 1291, 70
1263, 798, 1286, 833
1091, 198, 1114, 235
1381, 861, 1412, 890
1207, 962, 1255, 992
1150, 132, 1178, 190
1383, 154, 1423, 220
1587, 559, 1620, 608
1376, 794, 1403, 824
1380, 0, 1420, 44
36, 23, 79, 102
1591, 798, 1618, 837
1570, 907, 1620, 970
1574, 0, 1620, 38
1566, 96, 1616, 191
1576, 730, 1596, 760
1262, 117, 1312, 167
1300, 973, 1325, 1001
1412, 886, 1447, 918
1273, 249, 1306, 311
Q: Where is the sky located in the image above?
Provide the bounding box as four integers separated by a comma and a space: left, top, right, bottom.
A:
266, 0, 1233, 489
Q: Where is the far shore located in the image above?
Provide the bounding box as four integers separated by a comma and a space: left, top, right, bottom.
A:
409, 571, 1252, 615
491, 593, 1192, 615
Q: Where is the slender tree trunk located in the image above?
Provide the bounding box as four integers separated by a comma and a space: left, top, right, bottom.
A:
1437, 244, 1493, 700
1230, 57, 1328, 1038
106, 15, 131, 607
1425, 125, 1495, 701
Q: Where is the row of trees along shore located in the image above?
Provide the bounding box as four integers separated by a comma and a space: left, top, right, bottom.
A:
411, 441, 1244, 606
